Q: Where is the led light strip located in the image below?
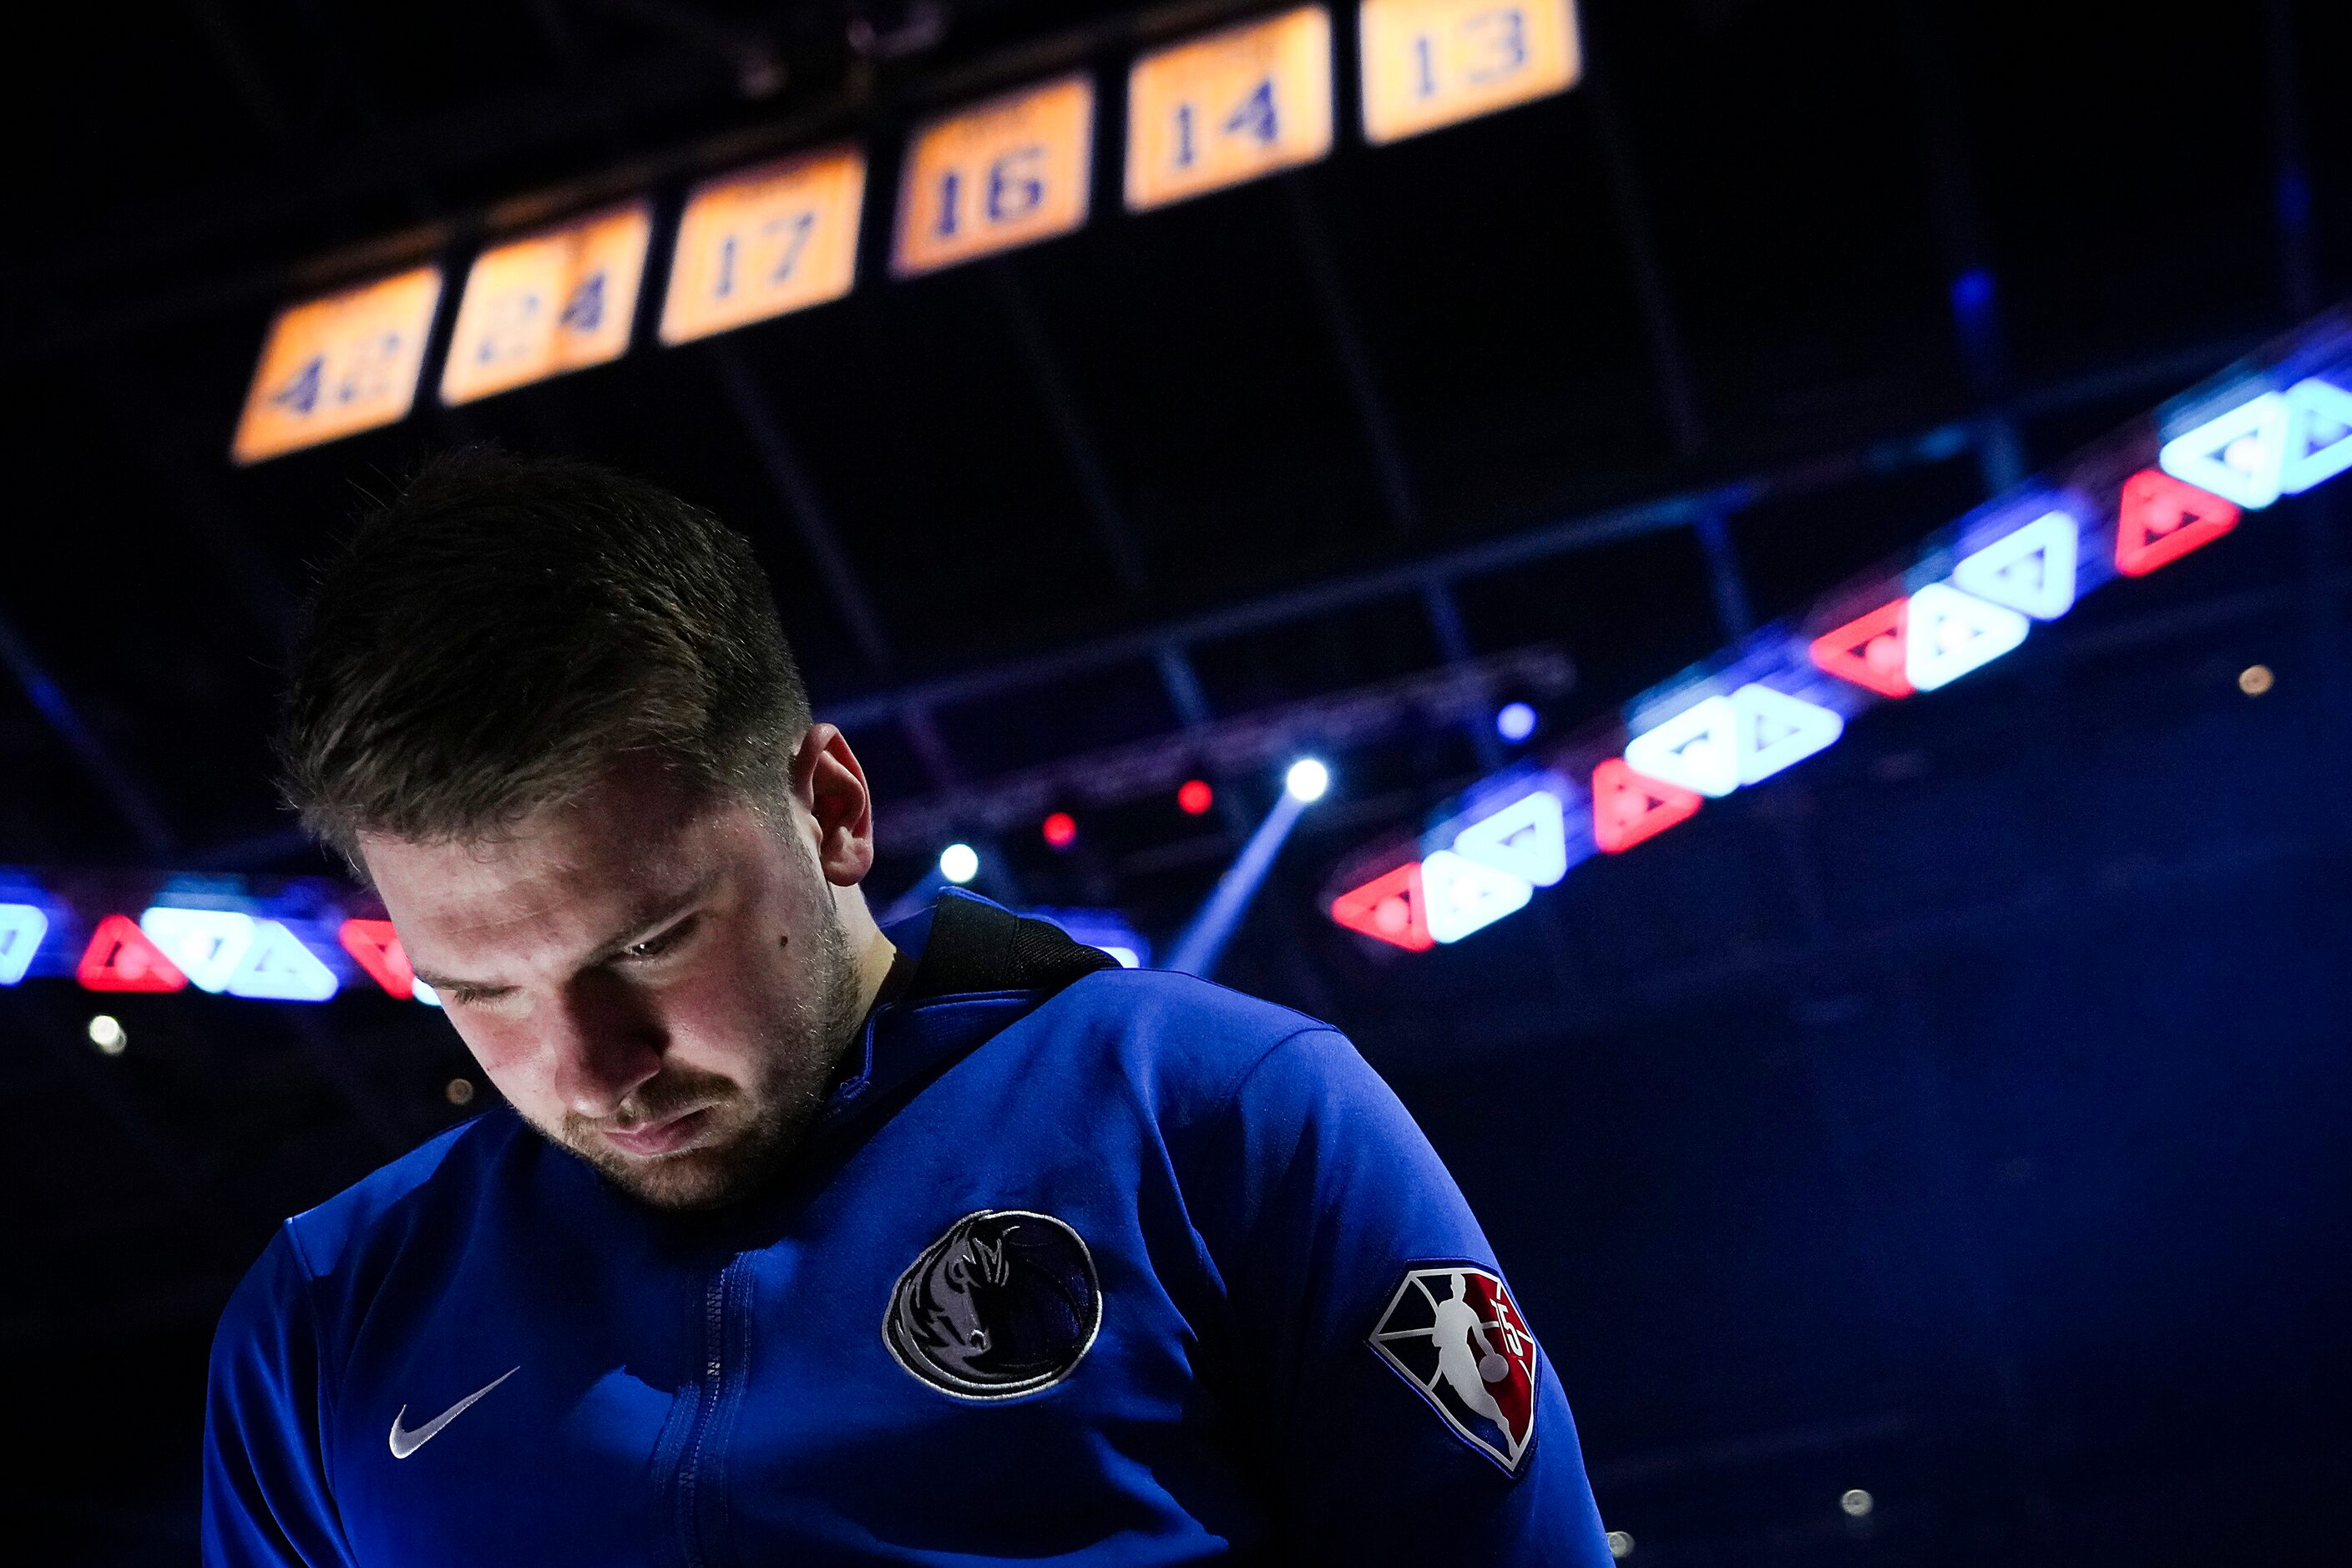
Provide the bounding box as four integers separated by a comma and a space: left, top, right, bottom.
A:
1325, 310, 2352, 951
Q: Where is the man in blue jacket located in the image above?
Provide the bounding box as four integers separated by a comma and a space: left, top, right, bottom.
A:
205, 450, 1614, 1564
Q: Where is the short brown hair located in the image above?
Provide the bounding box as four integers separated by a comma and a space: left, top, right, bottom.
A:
280, 448, 809, 866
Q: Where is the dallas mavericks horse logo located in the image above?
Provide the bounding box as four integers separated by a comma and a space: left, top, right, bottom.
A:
884, 1210, 1102, 1400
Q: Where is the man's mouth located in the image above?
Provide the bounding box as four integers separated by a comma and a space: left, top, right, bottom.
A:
601, 1105, 717, 1158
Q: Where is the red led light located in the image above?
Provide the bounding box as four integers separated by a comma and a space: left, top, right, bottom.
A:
1810, 598, 1913, 698
76, 913, 188, 993
1041, 812, 1078, 849
1591, 758, 1702, 854
1329, 862, 1434, 952
339, 918, 416, 999
2114, 468, 2238, 578
1176, 779, 1214, 816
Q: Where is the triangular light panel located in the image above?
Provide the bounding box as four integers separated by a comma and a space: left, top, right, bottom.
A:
0, 902, 48, 985
338, 917, 416, 998
1591, 759, 1701, 854
78, 913, 188, 993
1452, 787, 1569, 888
1951, 509, 2078, 620
1420, 850, 1533, 945
1330, 862, 1433, 952
139, 907, 257, 994
225, 921, 341, 1001
2158, 390, 2289, 509
2282, 377, 2352, 495
1623, 695, 1740, 798
2113, 468, 2238, 578
1731, 684, 1844, 785
1905, 583, 2029, 692
1809, 599, 1912, 698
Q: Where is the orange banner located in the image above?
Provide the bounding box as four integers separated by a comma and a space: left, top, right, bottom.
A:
895, 76, 1095, 276
1358, 0, 1581, 145
1125, 7, 1333, 211
441, 203, 650, 404
660, 147, 866, 345
232, 268, 443, 464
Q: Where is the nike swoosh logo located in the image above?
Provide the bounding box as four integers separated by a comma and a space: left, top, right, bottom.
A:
388, 1366, 519, 1459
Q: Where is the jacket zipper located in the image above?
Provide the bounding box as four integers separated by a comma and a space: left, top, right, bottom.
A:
675, 1262, 731, 1568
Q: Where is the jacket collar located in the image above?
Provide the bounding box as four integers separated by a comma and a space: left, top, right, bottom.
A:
817, 891, 1117, 1131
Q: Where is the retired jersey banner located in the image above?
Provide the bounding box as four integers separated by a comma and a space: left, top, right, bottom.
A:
1358, 0, 1581, 145
440, 203, 650, 405
659, 147, 867, 345
1125, 6, 1334, 211
231, 268, 443, 464
894, 75, 1095, 277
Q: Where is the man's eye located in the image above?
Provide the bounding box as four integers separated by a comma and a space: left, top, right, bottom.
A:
625, 918, 696, 961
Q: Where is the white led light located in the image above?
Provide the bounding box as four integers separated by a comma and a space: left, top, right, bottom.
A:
1951, 508, 2079, 620
1284, 758, 1331, 802
938, 842, 980, 884
1624, 695, 1740, 798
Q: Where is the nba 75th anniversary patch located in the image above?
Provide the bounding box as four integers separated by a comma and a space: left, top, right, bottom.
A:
1367, 1262, 1540, 1474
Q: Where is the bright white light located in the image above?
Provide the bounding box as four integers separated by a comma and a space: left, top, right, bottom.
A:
1840, 1488, 1874, 1518
1284, 758, 1331, 802
1625, 694, 1741, 798
88, 1014, 126, 1055
0, 903, 48, 985
2159, 390, 2289, 509
1495, 701, 1538, 742
138, 906, 257, 994
1606, 1530, 1636, 1559
939, 842, 980, 883
1421, 850, 1533, 944
1100, 945, 1141, 969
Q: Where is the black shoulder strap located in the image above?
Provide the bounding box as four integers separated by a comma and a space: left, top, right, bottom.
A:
903, 893, 1119, 1002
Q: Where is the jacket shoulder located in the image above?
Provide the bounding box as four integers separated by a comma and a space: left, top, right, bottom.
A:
1035, 966, 1343, 1104
281, 1110, 522, 1282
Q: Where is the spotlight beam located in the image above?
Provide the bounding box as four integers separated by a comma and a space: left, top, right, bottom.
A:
1166, 787, 1312, 981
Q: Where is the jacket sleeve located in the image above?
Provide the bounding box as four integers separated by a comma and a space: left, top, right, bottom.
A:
1182, 1025, 1616, 1564
203, 1226, 357, 1568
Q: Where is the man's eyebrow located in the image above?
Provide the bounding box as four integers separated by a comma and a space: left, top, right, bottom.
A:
581, 869, 723, 965
408, 871, 724, 994
410, 964, 503, 996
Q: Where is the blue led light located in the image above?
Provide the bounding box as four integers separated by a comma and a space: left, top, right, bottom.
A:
1731, 685, 1844, 786
224, 921, 341, 1002
1452, 786, 1569, 888
139, 907, 257, 994
1419, 849, 1533, 945
1495, 701, 1538, 742
2282, 377, 2352, 495
2159, 390, 2290, 509
1904, 583, 2030, 692
0, 902, 47, 985
1624, 694, 1741, 799
1951, 509, 2078, 620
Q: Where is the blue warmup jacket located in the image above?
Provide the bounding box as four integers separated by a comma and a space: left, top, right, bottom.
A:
205, 892, 1613, 1564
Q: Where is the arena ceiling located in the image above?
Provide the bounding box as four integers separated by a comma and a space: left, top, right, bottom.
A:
3, 4, 2348, 1560
6, 0, 2339, 910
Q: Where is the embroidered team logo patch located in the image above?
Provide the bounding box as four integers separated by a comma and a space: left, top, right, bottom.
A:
883, 1210, 1102, 1400
1368, 1263, 1540, 1474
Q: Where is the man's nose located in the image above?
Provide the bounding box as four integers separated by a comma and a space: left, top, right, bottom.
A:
546, 976, 666, 1120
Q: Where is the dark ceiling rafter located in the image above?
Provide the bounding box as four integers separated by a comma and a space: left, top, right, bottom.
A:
814, 335, 2253, 731
1581, 63, 1752, 644
705, 338, 973, 792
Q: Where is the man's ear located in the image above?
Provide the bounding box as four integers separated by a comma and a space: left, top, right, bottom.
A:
793, 724, 876, 887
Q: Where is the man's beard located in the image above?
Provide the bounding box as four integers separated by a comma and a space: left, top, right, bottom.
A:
552, 888, 865, 1211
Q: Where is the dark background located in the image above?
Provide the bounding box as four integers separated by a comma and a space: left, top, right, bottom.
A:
3, 0, 2347, 1561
